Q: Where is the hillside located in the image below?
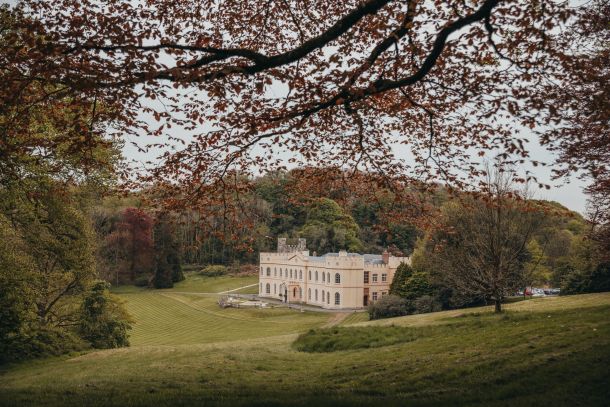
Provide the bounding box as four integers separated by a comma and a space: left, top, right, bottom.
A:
1, 276, 609, 406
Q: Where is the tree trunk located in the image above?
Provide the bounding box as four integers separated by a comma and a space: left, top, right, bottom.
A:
494, 298, 502, 313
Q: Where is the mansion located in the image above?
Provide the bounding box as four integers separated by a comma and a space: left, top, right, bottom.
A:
258, 238, 410, 309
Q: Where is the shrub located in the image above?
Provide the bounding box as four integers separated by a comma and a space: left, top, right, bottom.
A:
562, 262, 610, 295
368, 295, 408, 320
293, 326, 417, 353
134, 274, 151, 287
199, 265, 227, 277
1, 328, 87, 364
414, 295, 442, 314
237, 264, 258, 276
78, 281, 132, 349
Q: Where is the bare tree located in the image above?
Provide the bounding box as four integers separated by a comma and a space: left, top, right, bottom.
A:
429, 166, 543, 312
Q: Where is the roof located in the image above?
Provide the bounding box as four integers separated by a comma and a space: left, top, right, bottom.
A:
307, 252, 385, 264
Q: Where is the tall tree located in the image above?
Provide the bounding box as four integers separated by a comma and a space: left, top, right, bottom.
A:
153, 212, 183, 288
0, 213, 36, 358
300, 198, 363, 253
99, 207, 154, 285
427, 170, 544, 312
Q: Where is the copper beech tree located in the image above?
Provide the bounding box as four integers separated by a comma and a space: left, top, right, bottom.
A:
1, 0, 607, 235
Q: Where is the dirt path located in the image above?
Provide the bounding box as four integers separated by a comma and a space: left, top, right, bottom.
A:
322, 312, 349, 328
218, 283, 258, 294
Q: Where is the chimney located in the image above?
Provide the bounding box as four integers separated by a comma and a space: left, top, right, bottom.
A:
382, 250, 390, 264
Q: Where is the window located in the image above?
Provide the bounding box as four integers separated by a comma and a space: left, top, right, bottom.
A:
266, 267, 271, 276
266, 283, 270, 294
322, 273, 325, 282
299, 270, 302, 280
259, 282, 262, 292
364, 271, 369, 283
274, 284, 277, 294
299, 287, 303, 298
327, 294, 330, 304
382, 291, 387, 297
322, 290, 325, 302
335, 273, 341, 284
315, 271, 318, 281
335, 292, 340, 305
315, 289, 318, 301
280, 268, 282, 277
293, 287, 297, 297
382, 273, 387, 282
372, 274, 378, 282
308, 288, 311, 300
274, 268, 277, 277
372, 292, 378, 301
290, 269, 292, 279
309, 270, 311, 280
260, 267, 263, 275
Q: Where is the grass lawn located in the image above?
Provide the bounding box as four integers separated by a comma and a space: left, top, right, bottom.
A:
167, 273, 259, 293
1, 292, 609, 406
110, 274, 259, 295
122, 292, 330, 346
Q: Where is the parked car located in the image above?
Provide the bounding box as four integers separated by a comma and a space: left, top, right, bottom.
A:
532, 288, 546, 297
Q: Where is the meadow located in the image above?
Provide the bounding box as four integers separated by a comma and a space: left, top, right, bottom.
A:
0, 275, 609, 406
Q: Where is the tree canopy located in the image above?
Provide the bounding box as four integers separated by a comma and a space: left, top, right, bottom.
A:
1, 1, 607, 233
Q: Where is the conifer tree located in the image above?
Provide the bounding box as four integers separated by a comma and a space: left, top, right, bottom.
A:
153, 213, 183, 288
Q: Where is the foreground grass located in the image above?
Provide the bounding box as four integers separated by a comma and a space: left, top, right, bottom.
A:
294, 326, 419, 352
1, 293, 609, 406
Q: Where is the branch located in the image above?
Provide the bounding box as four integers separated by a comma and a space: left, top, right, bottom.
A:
273, 0, 502, 122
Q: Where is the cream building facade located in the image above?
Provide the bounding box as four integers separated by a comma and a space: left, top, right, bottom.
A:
258, 238, 410, 309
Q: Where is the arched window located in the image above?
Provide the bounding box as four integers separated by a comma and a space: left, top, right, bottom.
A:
315, 289, 318, 301
299, 287, 303, 298
309, 270, 311, 280
322, 290, 325, 302
315, 271, 318, 281
322, 273, 325, 282
274, 284, 277, 294
327, 294, 330, 304
335, 273, 341, 283
274, 268, 277, 277
289, 269, 292, 278
293, 287, 297, 297
266, 267, 271, 276
299, 270, 302, 280
266, 283, 270, 294
335, 292, 340, 305
308, 288, 311, 300
280, 268, 282, 277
